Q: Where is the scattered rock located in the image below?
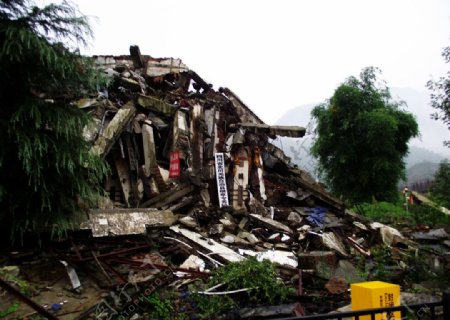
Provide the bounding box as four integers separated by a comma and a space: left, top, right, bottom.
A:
179, 216, 198, 229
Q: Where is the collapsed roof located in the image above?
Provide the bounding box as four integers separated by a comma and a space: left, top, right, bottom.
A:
78, 45, 343, 233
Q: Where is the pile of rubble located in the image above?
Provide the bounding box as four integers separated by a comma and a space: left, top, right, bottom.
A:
1, 46, 448, 319
76, 45, 355, 262
75, 46, 373, 273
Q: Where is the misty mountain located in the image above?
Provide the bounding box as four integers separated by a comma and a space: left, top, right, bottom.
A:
274, 87, 450, 179
390, 87, 450, 155
403, 161, 440, 187
405, 146, 446, 167
276, 103, 316, 127
273, 103, 317, 177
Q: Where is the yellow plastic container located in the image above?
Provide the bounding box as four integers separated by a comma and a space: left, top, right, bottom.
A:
351, 281, 401, 320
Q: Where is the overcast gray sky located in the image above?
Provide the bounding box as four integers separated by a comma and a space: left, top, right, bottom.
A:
61, 0, 450, 155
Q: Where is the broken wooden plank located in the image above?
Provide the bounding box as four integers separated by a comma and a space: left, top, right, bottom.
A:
255, 148, 267, 201
168, 196, 194, 212
188, 70, 212, 92
266, 143, 292, 165
289, 167, 345, 212
230, 123, 306, 138
269, 125, 306, 138
169, 225, 244, 263
141, 185, 195, 208
204, 107, 217, 159
129, 45, 145, 69
231, 147, 249, 211
152, 185, 194, 208
219, 87, 264, 124
172, 110, 190, 159
80, 208, 176, 237
191, 104, 204, 175
123, 133, 140, 205
141, 187, 181, 208
142, 120, 157, 177
249, 214, 293, 235
114, 158, 132, 207
411, 191, 450, 216
137, 94, 178, 116
90, 101, 137, 158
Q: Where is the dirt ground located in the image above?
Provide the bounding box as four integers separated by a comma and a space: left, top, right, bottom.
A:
0, 256, 107, 320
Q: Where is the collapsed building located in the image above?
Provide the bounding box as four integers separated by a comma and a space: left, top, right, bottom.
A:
1, 46, 448, 319
66, 46, 386, 311
79, 45, 343, 235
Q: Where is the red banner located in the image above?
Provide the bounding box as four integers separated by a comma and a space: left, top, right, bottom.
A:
169, 150, 181, 178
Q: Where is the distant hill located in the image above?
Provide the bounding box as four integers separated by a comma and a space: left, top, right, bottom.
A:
401, 161, 440, 192
274, 87, 450, 180
272, 137, 445, 183
276, 103, 315, 127
405, 146, 445, 168
274, 103, 317, 177
404, 161, 439, 185
389, 87, 449, 155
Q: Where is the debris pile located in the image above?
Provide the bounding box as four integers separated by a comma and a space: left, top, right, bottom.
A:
75, 46, 374, 277
74, 46, 356, 261
1, 46, 449, 319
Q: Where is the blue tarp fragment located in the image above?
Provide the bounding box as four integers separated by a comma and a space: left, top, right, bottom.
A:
305, 207, 327, 227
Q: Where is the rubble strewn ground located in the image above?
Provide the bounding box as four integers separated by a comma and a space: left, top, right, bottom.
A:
0, 46, 449, 319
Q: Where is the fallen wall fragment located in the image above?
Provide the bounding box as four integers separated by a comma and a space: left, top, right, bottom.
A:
80, 208, 176, 237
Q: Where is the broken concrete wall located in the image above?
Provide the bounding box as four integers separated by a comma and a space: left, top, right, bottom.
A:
85, 46, 324, 216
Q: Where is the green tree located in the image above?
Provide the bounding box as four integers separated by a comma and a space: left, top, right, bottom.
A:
311, 67, 419, 203
430, 159, 450, 208
427, 46, 450, 147
0, 0, 108, 240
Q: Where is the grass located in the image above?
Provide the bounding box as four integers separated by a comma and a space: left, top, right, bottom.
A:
352, 193, 450, 290
208, 256, 292, 305
353, 194, 450, 226
0, 302, 19, 318
143, 257, 293, 319
409, 204, 450, 226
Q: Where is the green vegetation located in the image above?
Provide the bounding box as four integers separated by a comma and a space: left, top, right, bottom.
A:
367, 246, 398, 282
354, 194, 450, 226
429, 159, 450, 208
190, 293, 235, 320
355, 244, 450, 290
208, 256, 291, 305
0, 268, 30, 295
144, 257, 292, 319
355, 201, 410, 224
311, 67, 419, 204
146, 293, 176, 320
409, 203, 450, 226
0, 0, 108, 240
0, 268, 31, 319
145, 289, 234, 320
427, 46, 450, 147
353, 192, 450, 290
188, 257, 291, 318
0, 302, 19, 318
